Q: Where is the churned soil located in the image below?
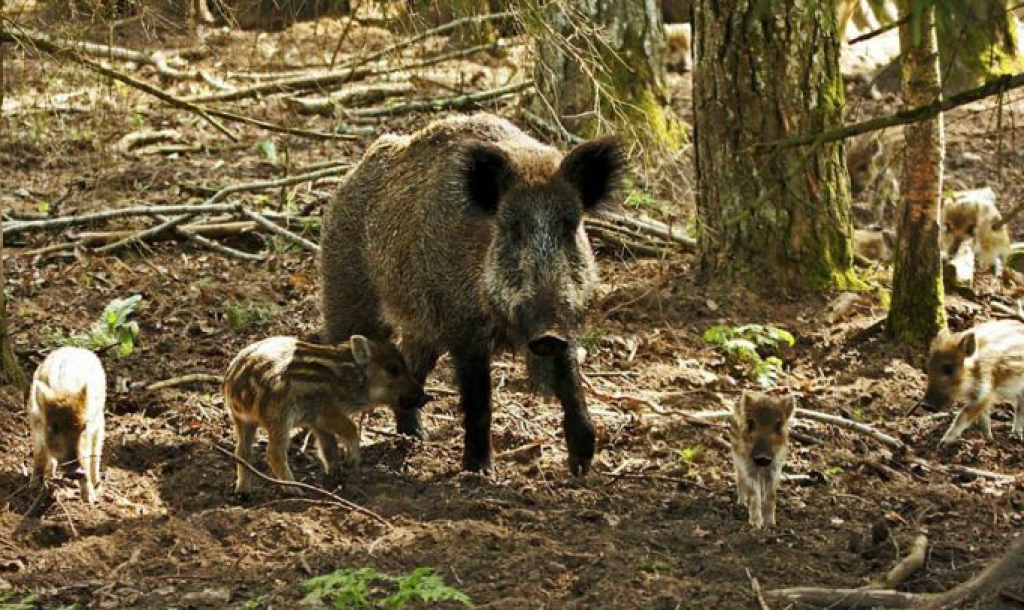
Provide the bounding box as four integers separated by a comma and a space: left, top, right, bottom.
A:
1, 14, 1023, 610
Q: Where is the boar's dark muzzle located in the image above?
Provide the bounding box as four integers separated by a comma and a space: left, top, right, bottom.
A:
752, 455, 773, 468
528, 332, 569, 357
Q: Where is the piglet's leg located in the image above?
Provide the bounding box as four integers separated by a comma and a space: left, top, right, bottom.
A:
316, 409, 360, 467
941, 397, 993, 445
1012, 397, 1024, 440
31, 429, 48, 486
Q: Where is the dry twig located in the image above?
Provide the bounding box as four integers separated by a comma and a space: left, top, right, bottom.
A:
211, 444, 391, 527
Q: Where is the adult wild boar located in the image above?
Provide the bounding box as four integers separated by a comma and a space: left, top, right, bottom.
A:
321, 114, 624, 475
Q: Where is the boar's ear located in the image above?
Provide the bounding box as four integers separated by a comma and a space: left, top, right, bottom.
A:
463, 143, 514, 214
560, 137, 626, 211
958, 332, 977, 358
349, 335, 373, 365
34, 380, 57, 406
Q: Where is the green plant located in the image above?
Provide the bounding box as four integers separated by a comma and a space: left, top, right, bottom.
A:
577, 328, 603, 352
44, 295, 143, 356
300, 567, 472, 609
0, 590, 38, 610
703, 324, 795, 388
224, 300, 282, 330
676, 445, 701, 464
256, 139, 279, 165
243, 595, 268, 609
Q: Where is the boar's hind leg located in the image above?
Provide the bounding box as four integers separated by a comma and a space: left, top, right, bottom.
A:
453, 347, 493, 473
396, 340, 439, 438
549, 351, 597, 476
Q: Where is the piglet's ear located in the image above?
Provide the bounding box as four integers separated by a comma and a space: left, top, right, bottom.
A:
34, 380, 57, 406
958, 332, 977, 358
732, 392, 750, 425
350, 335, 372, 366
559, 136, 626, 211
463, 143, 515, 215
780, 396, 797, 422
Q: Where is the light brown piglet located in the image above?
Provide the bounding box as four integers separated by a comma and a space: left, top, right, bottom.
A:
29, 347, 107, 504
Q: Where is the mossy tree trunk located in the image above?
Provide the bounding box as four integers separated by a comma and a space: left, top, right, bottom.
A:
693, 0, 858, 289
531, 0, 678, 145
0, 35, 28, 392
887, 0, 946, 345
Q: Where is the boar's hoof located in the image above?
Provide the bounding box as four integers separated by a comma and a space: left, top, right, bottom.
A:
396, 408, 426, 440
233, 491, 253, 504
528, 333, 569, 357
462, 452, 492, 475
64, 466, 87, 481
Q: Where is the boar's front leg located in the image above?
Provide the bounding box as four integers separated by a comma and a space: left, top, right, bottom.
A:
395, 340, 439, 439
453, 346, 493, 473
550, 349, 596, 476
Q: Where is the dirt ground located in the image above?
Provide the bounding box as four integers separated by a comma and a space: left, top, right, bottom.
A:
2, 11, 1024, 610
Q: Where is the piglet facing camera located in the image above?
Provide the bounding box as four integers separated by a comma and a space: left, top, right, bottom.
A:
28, 347, 107, 504
729, 391, 796, 529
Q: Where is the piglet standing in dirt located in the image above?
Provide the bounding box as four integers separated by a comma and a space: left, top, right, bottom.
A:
28, 347, 107, 504
224, 335, 426, 495
729, 391, 796, 529
321, 114, 624, 475
923, 320, 1024, 445
941, 187, 1010, 275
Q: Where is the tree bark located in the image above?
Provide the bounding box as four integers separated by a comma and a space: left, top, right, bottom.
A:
530, 0, 680, 145
693, 0, 858, 289
0, 19, 28, 392
887, 1, 946, 346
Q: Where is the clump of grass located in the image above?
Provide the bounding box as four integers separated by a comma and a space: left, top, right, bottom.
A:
703, 324, 795, 388
300, 566, 472, 609
224, 300, 282, 330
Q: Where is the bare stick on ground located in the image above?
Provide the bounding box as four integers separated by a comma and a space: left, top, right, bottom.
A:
211, 444, 391, 527
767, 535, 1024, 609
687, 408, 905, 451
346, 81, 534, 118
147, 373, 223, 391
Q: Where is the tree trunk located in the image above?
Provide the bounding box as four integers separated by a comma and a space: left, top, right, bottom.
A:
887, 1, 946, 346
0, 17, 28, 392
693, 1, 859, 289
530, 0, 681, 146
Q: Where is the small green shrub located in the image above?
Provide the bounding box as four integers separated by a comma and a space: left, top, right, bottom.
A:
703, 324, 795, 388
224, 300, 282, 330
300, 566, 472, 609
44, 295, 143, 356
0, 590, 38, 610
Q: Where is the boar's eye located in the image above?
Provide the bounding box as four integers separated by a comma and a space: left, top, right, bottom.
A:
966, 224, 975, 236
775, 421, 783, 433
944, 223, 951, 233
384, 362, 401, 377
942, 364, 956, 376
746, 418, 756, 432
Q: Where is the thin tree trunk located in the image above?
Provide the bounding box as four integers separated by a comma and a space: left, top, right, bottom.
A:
530, 0, 679, 146
887, 1, 946, 345
693, 0, 859, 288
0, 7, 29, 392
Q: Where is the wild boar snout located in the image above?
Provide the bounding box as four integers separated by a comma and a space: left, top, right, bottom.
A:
528, 331, 569, 357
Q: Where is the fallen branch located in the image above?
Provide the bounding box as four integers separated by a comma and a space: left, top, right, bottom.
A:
595, 211, 696, 248
236, 207, 319, 252
747, 568, 772, 610
147, 373, 223, 391
346, 81, 533, 117
284, 82, 415, 116
872, 534, 928, 589
762, 71, 1024, 150
211, 444, 391, 527
767, 536, 1024, 609
8, 26, 206, 80
585, 224, 670, 257
157, 216, 266, 261
796, 408, 905, 451
187, 41, 504, 104
0, 24, 237, 141
77, 221, 258, 246
93, 213, 198, 254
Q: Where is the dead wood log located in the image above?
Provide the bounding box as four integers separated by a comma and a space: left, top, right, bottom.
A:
77, 221, 258, 245
284, 82, 415, 116
186, 41, 504, 104
767, 535, 1024, 609
155, 216, 265, 261
94, 213, 199, 254
344, 81, 533, 117
872, 534, 928, 589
